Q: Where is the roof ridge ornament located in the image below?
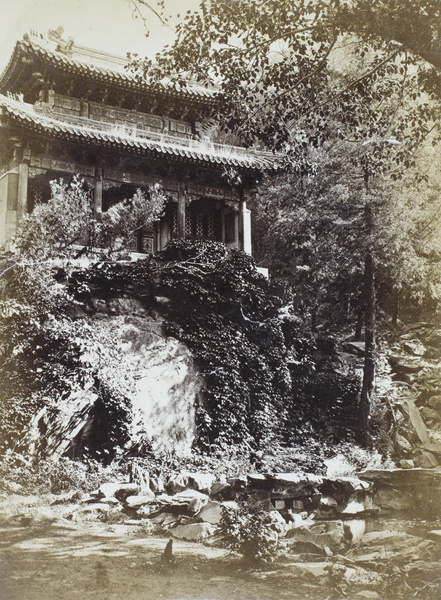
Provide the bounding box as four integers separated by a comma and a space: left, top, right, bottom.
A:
48, 26, 74, 56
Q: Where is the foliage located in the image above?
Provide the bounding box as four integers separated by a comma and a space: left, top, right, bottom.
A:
70, 240, 361, 451
14, 176, 167, 260
130, 0, 441, 173
0, 450, 125, 495
96, 184, 166, 254
220, 499, 282, 563
15, 176, 91, 261
0, 175, 167, 456
129, 0, 441, 325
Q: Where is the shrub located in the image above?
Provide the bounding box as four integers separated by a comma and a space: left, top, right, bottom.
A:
220, 499, 282, 564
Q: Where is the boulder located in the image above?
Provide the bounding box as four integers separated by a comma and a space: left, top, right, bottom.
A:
402, 341, 426, 356
420, 406, 441, 426
156, 490, 209, 514
389, 355, 423, 375
221, 500, 239, 512
210, 481, 232, 498
290, 540, 328, 555
150, 476, 165, 494
426, 395, 441, 412
420, 441, 441, 458
344, 341, 365, 356
267, 510, 289, 536
96, 482, 121, 498
283, 561, 329, 580
161, 513, 182, 528
349, 530, 424, 555
371, 487, 414, 512
96, 496, 120, 505
165, 473, 189, 495
399, 459, 414, 469
226, 476, 247, 492
396, 400, 429, 444
186, 472, 216, 494
97, 482, 140, 502
342, 566, 383, 588
69, 503, 111, 521
197, 500, 223, 525
414, 450, 438, 468
114, 483, 142, 502
171, 522, 215, 541
125, 492, 155, 508
287, 520, 346, 553
427, 530, 441, 542
394, 433, 413, 453
425, 330, 441, 346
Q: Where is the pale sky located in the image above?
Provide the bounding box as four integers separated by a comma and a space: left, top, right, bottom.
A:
0, 0, 201, 72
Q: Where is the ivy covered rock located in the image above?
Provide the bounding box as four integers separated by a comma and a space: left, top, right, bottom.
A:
0, 240, 362, 460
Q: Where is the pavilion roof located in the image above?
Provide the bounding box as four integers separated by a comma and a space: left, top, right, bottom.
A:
0, 94, 277, 172
0, 32, 219, 111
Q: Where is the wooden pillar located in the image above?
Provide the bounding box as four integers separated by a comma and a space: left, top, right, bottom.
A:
239, 190, 252, 255
17, 162, 29, 223
233, 209, 239, 248
93, 166, 103, 221
177, 183, 186, 239
16, 148, 31, 226
221, 211, 226, 243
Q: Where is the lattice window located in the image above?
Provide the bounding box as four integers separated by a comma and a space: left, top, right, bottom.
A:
196, 213, 204, 238
185, 212, 193, 237
207, 213, 215, 239
172, 208, 178, 237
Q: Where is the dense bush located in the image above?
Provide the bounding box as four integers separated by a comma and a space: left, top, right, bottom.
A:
220, 498, 282, 563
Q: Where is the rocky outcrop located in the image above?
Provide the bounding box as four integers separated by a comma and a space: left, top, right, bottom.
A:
376, 322, 441, 466
26, 313, 205, 459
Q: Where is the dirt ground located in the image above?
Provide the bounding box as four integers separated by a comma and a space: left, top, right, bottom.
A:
0, 493, 440, 600
0, 519, 323, 600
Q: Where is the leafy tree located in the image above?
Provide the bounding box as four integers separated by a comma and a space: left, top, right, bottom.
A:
96, 184, 166, 253
0, 176, 166, 455
127, 0, 441, 444
15, 176, 167, 260
15, 175, 91, 261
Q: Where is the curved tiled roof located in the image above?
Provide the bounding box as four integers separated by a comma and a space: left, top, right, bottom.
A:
0, 94, 276, 171
0, 36, 218, 107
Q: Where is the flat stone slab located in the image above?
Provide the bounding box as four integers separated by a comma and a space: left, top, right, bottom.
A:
427, 530, 441, 541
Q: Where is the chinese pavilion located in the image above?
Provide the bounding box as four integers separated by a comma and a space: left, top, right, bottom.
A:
0, 28, 275, 254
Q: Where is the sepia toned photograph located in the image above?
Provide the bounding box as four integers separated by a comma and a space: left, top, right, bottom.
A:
0, 1, 440, 598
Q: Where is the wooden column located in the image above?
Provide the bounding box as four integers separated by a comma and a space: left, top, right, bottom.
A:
16, 148, 31, 226
221, 211, 226, 243
233, 209, 239, 248
93, 166, 103, 221
17, 162, 29, 221
240, 190, 252, 255
177, 183, 186, 239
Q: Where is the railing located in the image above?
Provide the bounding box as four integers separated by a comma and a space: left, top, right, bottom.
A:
2, 94, 275, 164
49, 109, 273, 161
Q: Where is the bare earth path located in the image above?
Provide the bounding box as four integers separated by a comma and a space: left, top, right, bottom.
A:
0, 520, 304, 600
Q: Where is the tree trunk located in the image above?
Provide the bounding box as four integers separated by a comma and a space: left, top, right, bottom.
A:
355, 309, 363, 340
392, 287, 399, 326
359, 251, 375, 446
